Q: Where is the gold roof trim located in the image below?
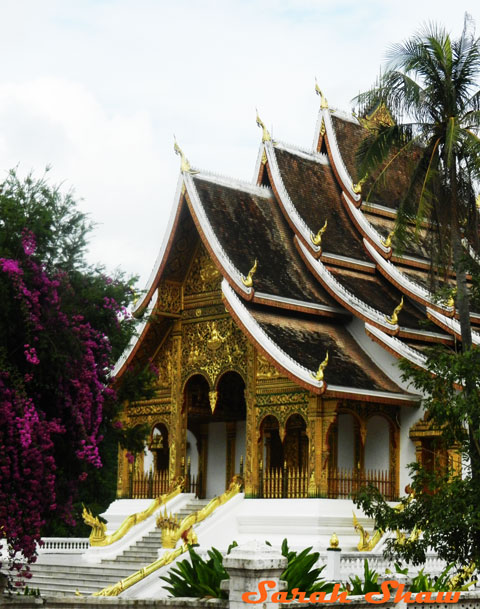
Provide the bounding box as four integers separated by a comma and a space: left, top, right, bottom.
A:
358, 102, 395, 131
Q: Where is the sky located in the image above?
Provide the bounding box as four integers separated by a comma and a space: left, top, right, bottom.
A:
1, 1, 479, 287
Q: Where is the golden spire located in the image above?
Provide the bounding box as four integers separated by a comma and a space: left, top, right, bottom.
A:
255, 110, 271, 143
386, 296, 404, 326
241, 259, 257, 288
310, 220, 328, 247
315, 79, 328, 110
381, 229, 395, 248
174, 137, 196, 174
352, 175, 367, 195
329, 532, 339, 549
311, 351, 329, 382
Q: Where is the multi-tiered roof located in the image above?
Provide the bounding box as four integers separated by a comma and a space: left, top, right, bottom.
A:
116, 90, 480, 406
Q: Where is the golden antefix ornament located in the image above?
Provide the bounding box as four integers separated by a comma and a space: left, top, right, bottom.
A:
386, 296, 404, 326
310, 220, 328, 247
311, 351, 329, 382
315, 80, 328, 110
241, 259, 257, 288
352, 175, 367, 195
255, 111, 272, 143
381, 229, 395, 248
173, 137, 197, 174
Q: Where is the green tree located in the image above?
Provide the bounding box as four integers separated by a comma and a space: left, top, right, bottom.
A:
0, 169, 151, 575
353, 19, 480, 570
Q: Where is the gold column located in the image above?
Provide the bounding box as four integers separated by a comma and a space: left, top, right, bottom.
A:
116, 445, 129, 498
317, 399, 338, 497
226, 421, 236, 488
169, 321, 187, 482
244, 344, 257, 497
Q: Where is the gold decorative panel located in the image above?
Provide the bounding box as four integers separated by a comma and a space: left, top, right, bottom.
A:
256, 354, 281, 380
155, 336, 173, 389
184, 244, 221, 296
181, 318, 247, 386
157, 281, 182, 316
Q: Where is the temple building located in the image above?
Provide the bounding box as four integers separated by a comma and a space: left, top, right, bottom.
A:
114, 89, 475, 503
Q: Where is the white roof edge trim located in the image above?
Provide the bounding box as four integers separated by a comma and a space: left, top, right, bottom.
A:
326, 383, 420, 402
184, 174, 252, 296
321, 251, 376, 269
222, 279, 324, 391
194, 170, 271, 198
330, 109, 360, 125
112, 291, 159, 377
343, 193, 391, 254
399, 326, 453, 341
253, 144, 265, 185
273, 140, 329, 165
265, 142, 321, 254
365, 322, 428, 369
322, 109, 361, 202
254, 291, 349, 315
427, 308, 480, 346
297, 238, 398, 331
364, 239, 456, 315
133, 175, 185, 315
362, 201, 398, 216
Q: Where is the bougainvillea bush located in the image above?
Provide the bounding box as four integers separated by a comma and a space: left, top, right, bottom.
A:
0, 170, 147, 580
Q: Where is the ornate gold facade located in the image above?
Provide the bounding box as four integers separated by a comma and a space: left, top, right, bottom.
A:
118, 240, 401, 500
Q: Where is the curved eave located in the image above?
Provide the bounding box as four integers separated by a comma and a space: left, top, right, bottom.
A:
321, 109, 362, 205
364, 239, 455, 317
221, 279, 326, 395
252, 291, 348, 318
132, 176, 186, 316
112, 291, 159, 378
263, 141, 322, 257
427, 308, 480, 346
183, 172, 256, 300
365, 323, 427, 371
325, 384, 419, 406
295, 236, 400, 335
342, 193, 392, 258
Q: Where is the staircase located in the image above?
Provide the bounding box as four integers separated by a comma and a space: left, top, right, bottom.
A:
24, 497, 212, 596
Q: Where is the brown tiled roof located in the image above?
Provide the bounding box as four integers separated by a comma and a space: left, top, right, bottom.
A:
192, 176, 337, 307
330, 115, 415, 210
272, 146, 370, 262
328, 267, 426, 330
249, 305, 406, 394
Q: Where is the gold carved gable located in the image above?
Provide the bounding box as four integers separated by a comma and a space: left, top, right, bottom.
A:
181, 317, 247, 386
154, 335, 173, 389
184, 243, 221, 296
157, 281, 182, 316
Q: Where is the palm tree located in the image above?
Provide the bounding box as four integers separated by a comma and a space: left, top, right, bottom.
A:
356, 15, 480, 351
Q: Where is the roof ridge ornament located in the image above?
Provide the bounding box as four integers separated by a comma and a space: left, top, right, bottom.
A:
446, 287, 457, 309
256, 110, 272, 143
311, 351, 329, 382
310, 220, 328, 247
381, 229, 395, 248
476, 193, 480, 209
352, 175, 367, 195
241, 259, 257, 288
386, 296, 404, 326
315, 79, 328, 110
174, 137, 197, 174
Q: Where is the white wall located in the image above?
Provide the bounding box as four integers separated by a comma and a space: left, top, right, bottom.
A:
186, 429, 199, 476
364, 416, 389, 471
337, 414, 354, 469
206, 422, 226, 497
143, 447, 154, 473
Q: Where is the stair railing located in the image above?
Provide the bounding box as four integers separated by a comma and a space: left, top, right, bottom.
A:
82, 477, 184, 547
157, 475, 243, 548
92, 475, 243, 597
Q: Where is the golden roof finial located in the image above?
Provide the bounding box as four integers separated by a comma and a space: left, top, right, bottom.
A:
386, 296, 404, 326
174, 137, 195, 174
329, 532, 339, 549
255, 110, 271, 143
311, 220, 328, 247
352, 175, 367, 195
311, 351, 329, 382
381, 229, 395, 248
476, 194, 480, 209
315, 79, 328, 110
241, 259, 257, 288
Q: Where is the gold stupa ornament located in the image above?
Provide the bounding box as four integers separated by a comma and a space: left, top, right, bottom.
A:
310, 220, 328, 247
311, 351, 329, 382
329, 532, 339, 549
386, 297, 404, 326
241, 259, 258, 288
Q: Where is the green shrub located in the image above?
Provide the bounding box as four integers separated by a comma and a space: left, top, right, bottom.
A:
348, 559, 381, 595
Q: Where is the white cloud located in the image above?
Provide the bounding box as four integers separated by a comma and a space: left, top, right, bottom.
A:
0, 0, 478, 284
